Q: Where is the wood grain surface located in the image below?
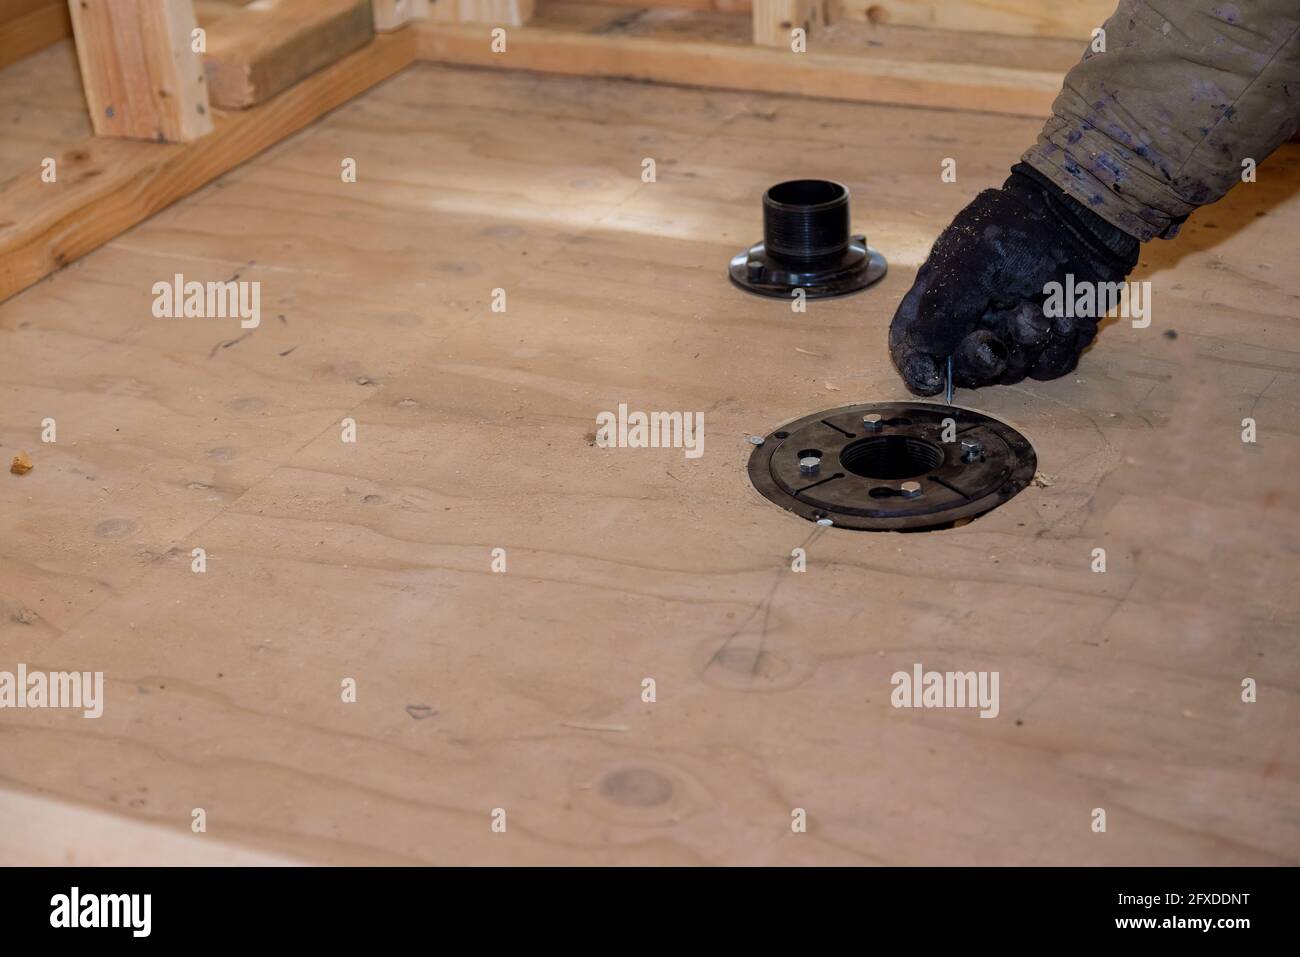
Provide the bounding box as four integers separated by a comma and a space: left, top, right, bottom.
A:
0, 62, 1297, 865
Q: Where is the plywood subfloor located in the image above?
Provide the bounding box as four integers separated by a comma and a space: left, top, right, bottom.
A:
1, 63, 1298, 865
0, 40, 88, 180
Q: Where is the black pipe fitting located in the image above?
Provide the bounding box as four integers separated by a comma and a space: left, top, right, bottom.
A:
764, 179, 851, 266
730, 179, 887, 300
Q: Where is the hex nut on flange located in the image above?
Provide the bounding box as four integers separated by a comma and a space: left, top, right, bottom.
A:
799, 456, 821, 475
900, 480, 922, 498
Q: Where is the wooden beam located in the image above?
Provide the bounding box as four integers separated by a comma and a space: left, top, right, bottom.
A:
65, 0, 213, 142
428, 0, 1112, 40
0, 29, 416, 302
415, 17, 1064, 116
840, 0, 1115, 41
198, 0, 375, 109
0, 0, 71, 69
752, 0, 832, 48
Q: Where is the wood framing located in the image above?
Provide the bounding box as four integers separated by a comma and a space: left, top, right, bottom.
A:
839, 0, 1115, 40
0, 29, 415, 302
198, 0, 375, 109
0, 0, 71, 70
65, 0, 213, 142
415, 13, 1067, 117
752, 0, 833, 48
0, 0, 1120, 76
2, 1, 1085, 303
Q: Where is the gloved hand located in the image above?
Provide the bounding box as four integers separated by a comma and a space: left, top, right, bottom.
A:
889, 162, 1141, 395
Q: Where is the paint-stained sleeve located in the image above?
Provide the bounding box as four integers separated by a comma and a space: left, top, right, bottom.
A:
1022, 1, 1300, 241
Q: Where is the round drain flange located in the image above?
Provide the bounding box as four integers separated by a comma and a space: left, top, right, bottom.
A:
729, 179, 887, 300
747, 403, 1036, 531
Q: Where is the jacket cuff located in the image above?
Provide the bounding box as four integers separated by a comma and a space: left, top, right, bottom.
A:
1021, 133, 1187, 242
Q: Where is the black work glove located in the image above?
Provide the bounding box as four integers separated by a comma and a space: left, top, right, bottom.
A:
889, 162, 1141, 395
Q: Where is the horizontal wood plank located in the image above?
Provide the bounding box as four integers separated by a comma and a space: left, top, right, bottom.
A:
200, 0, 376, 109
416, 11, 1066, 117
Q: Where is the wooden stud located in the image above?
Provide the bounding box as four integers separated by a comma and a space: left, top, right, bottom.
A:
65, 0, 213, 142
752, 0, 833, 48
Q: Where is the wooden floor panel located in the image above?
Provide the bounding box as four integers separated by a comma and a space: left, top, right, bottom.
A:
0, 40, 88, 180
1, 64, 1297, 865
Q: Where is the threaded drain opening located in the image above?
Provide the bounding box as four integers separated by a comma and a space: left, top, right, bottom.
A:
766, 179, 846, 207
839, 435, 943, 480
762, 178, 851, 263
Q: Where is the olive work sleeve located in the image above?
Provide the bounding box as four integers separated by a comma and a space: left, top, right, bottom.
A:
1022, 1, 1300, 241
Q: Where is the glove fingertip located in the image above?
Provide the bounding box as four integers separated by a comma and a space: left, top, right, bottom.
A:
896, 350, 944, 396
953, 329, 1009, 386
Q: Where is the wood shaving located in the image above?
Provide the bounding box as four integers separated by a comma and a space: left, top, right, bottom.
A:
560, 721, 629, 733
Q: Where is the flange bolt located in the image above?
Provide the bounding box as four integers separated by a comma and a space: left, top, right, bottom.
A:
900, 480, 922, 498
960, 439, 984, 462
799, 456, 821, 475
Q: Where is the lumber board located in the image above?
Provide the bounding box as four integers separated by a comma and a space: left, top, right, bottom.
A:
199, 0, 376, 109
0, 0, 70, 69
439, 0, 1114, 39
492, 0, 1113, 39
841, 0, 1115, 41
416, 13, 1066, 117
66, 0, 213, 142
520, 4, 1081, 73
0, 29, 416, 303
